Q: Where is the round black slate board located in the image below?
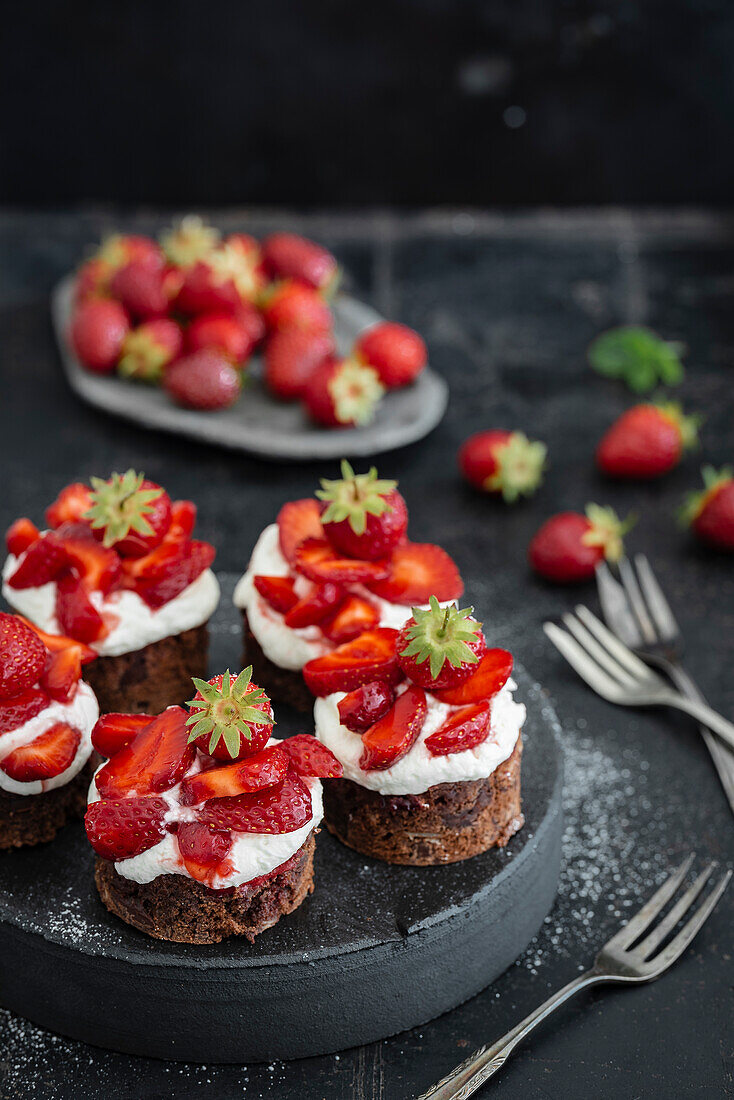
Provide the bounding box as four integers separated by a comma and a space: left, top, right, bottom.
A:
51, 276, 449, 460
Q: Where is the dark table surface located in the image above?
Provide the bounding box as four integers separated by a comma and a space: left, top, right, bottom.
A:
0, 208, 732, 1099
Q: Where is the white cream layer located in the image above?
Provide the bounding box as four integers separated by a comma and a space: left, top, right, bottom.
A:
3, 551, 220, 657
233, 523, 439, 671
0, 681, 98, 796
88, 737, 323, 890
314, 678, 524, 795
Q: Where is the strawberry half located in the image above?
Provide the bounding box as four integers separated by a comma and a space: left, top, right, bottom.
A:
359, 685, 427, 770
367, 542, 463, 605
95, 706, 194, 798
176, 822, 234, 885
253, 575, 299, 614
337, 680, 396, 733
280, 734, 343, 778
5, 518, 40, 557
320, 595, 379, 644
284, 582, 344, 628
0, 722, 81, 781
85, 795, 169, 861
200, 767, 313, 834
39, 646, 82, 703
276, 498, 325, 564
0, 613, 48, 699
294, 538, 389, 585
6, 533, 70, 589
0, 689, 50, 735
424, 703, 491, 757
179, 745, 288, 805
55, 574, 107, 644
433, 648, 513, 705
123, 539, 215, 609
91, 713, 153, 758
303, 627, 402, 696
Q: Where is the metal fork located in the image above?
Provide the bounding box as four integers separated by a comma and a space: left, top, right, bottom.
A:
596, 554, 734, 813
543, 607, 734, 751
416, 856, 730, 1099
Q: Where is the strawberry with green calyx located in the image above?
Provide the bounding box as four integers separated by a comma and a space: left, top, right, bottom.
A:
588, 326, 686, 393
397, 597, 487, 691
118, 319, 183, 383
529, 504, 635, 583
176, 243, 263, 315
597, 402, 701, 479
316, 460, 408, 560
354, 322, 427, 389
186, 669, 274, 761
680, 466, 734, 551
160, 215, 221, 268
84, 470, 172, 557
304, 357, 385, 428
458, 430, 547, 501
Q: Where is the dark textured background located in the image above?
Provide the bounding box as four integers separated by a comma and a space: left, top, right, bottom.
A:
0, 208, 732, 1098
2, 1, 733, 205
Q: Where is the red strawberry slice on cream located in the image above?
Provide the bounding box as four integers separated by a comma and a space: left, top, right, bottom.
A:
253, 575, 299, 614
280, 734, 343, 778
91, 713, 153, 758
284, 582, 344, 628
320, 596, 379, 644
433, 649, 513, 705
200, 767, 313, 834
176, 822, 234, 884
424, 703, 492, 757
85, 794, 169, 861
359, 686, 427, 771
179, 746, 289, 805
276, 498, 324, 564
294, 538, 389, 586
367, 542, 463, 605
0, 721, 81, 781
303, 628, 402, 696
95, 706, 194, 798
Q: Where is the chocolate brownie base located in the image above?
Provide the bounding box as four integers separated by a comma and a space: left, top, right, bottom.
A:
241, 611, 314, 713
0, 758, 95, 850
94, 830, 317, 943
83, 623, 209, 714
323, 737, 524, 865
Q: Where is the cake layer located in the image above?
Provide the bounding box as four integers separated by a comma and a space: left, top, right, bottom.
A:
0, 759, 95, 849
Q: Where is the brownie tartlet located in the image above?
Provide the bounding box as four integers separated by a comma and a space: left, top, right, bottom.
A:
2, 470, 220, 713
0, 613, 99, 849
85, 670, 342, 943
312, 599, 525, 865
233, 461, 464, 712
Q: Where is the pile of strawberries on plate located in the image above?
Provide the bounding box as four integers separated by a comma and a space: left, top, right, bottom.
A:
68, 217, 427, 426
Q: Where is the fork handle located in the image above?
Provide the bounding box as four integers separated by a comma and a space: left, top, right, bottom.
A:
415, 971, 605, 1099
658, 692, 734, 752
663, 664, 734, 813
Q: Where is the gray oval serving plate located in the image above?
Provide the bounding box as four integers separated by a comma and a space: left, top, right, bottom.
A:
51, 275, 449, 461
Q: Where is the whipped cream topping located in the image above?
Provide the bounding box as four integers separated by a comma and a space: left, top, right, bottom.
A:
233, 523, 441, 671
314, 678, 525, 796
88, 737, 323, 890
0, 681, 98, 796
2, 552, 220, 657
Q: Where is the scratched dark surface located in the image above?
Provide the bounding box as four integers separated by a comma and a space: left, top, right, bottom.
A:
0, 209, 733, 1099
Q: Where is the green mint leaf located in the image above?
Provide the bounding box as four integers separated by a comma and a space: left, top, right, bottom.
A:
588, 326, 685, 394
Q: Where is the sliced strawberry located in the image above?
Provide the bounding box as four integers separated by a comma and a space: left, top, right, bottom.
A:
39, 647, 82, 702
17, 618, 96, 663
359, 685, 427, 770
176, 822, 234, 884
0, 613, 48, 699
95, 706, 194, 798
433, 649, 513, 705
284, 582, 344, 628
45, 483, 93, 529
167, 500, 197, 540
303, 627, 402, 696
5, 518, 40, 557
200, 766, 313, 834
294, 538, 389, 585
276, 498, 325, 564
367, 542, 463, 605
0, 722, 81, 781
6, 533, 69, 589
320, 595, 379, 644
280, 734, 343, 778
55, 574, 107, 644
253, 575, 299, 614
425, 703, 492, 756
91, 713, 153, 757
123, 539, 215, 609
85, 795, 169, 861
0, 688, 50, 735
337, 680, 396, 733
59, 535, 121, 594
179, 745, 288, 806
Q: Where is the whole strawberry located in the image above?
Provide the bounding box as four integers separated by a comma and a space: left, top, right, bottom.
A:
262, 280, 333, 334
164, 349, 241, 410
529, 504, 634, 583
354, 322, 427, 389
396, 597, 487, 691
0, 613, 48, 699
186, 313, 257, 365
118, 319, 183, 383
84, 469, 172, 556
264, 329, 335, 401
459, 430, 547, 501
70, 299, 130, 373
316, 460, 408, 560
176, 244, 261, 315
186, 668, 273, 760
303, 358, 384, 427
681, 466, 734, 551
109, 257, 181, 320
160, 215, 221, 267
597, 402, 700, 479
261, 233, 339, 293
